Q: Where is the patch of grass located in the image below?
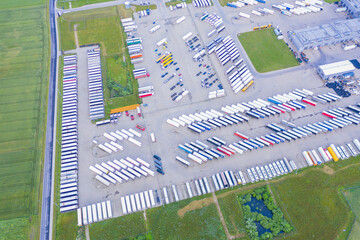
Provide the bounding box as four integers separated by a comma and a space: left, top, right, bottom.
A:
58, 5, 140, 117
89, 212, 146, 239
0, 2, 49, 239
238, 28, 299, 73
271, 164, 360, 240
343, 186, 360, 240
324, 0, 339, 3
57, 0, 122, 9
217, 193, 247, 236
147, 195, 226, 240
218, 0, 238, 7
0, 0, 45, 9
56, 211, 80, 240
133, 4, 157, 12
165, 0, 193, 7
0, 218, 30, 239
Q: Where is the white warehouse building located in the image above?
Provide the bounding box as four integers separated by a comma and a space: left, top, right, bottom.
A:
317, 60, 355, 80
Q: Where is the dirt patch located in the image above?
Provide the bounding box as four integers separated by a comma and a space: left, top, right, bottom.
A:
322, 165, 335, 175
177, 197, 214, 218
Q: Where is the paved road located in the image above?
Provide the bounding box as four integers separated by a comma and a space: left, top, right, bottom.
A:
40, 0, 58, 239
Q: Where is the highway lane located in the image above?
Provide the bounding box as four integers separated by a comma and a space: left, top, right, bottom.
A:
40, 0, 57, 239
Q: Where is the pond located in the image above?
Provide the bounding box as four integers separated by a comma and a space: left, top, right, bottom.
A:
245, 197, 273, 235
245, 197, 273, 218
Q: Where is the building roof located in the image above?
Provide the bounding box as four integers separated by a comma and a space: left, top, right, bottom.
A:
288, 18, 360, 51
318, 60, 355, 76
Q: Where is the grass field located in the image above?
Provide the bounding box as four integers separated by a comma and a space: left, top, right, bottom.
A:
58, 5, 141, 118
343, 187, 360, 240
89, 212, 146, 239
58, 0, 116, 9
0, 1, 49, 239
238, 28, 299, 73
217, 193, 246, 237
147, 194, 227, 240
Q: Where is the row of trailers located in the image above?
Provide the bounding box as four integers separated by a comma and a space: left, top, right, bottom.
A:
303, 140, 360, 167
121, 17, 137, 33
77, 201, 112, 226
244, 88, 317, 119
60, 54, 79, 213
226, 58, 254, 93
166, 88, 313, 131
264, 105, 359, 139
213, 36, 240, 66
138, 85, 154, 98
120, 189, 157, 215
87, 49, 105, 120
133, 67, 150, 79
246, 158, 296, 183
212, 170, 247, 190
167, 108, 249, 133
89, 157, 155, 187
193, 0, 212, 8
203, 13, 226, 37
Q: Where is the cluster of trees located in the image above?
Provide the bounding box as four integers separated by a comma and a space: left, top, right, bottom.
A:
106, 56, 134, 98
239, 187, 293, 240
107, 73, 133, 98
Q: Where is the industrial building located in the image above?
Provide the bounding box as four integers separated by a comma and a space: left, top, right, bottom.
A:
288, 18, 360, 52
340, 0, 360, 18
317, 60, 355, 80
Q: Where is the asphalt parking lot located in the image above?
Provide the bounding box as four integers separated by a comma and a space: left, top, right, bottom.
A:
73, 1, 360, 217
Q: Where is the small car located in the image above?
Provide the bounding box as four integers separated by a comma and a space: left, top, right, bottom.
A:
164, 72, 168, 76
125, 111, 129, 116
170, 86, 176, 90
178, 73, 182, 76
203, 72, 207, 75
174, 62, 178, 65
130, 115, 134, 120
198, 64, 202, 67
136, 124, 145, 131
175, 68, 180, 71
161, 74, 165, 78
153, 155, 161, 160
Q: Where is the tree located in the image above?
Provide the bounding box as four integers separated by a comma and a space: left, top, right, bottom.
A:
282, 222, 293, 233
270, 224, 281, 236
245, 194, 252, 202
263, 192, 269, 200
256, 194, 262, 200
260, 217, 273, 229
256, 213, 265, 222
261, 232, 273, 239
